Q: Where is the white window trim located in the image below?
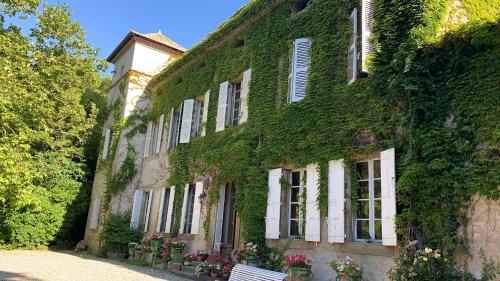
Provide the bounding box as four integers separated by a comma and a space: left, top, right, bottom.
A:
355, 158, 382, 243
288, 169, 306, 239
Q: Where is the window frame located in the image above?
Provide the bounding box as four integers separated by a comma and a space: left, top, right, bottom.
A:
191, 97, 205, 139
225, 82, 242, 127
168, 107, 182, 150
354, 158, 382, 243
159, 189, 171, 233
183, 184, 196, 234
287, 169, 306, 239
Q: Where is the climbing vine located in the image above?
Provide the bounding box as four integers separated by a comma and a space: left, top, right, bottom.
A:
146, 0, 498, 276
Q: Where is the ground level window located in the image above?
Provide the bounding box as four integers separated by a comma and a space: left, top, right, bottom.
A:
289, 169, 306, 239
183, 184, 196, 234
355, 159, 381, 242
159, 189, 171, 232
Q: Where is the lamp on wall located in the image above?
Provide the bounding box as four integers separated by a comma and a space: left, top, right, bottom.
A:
198, 191, 207, 204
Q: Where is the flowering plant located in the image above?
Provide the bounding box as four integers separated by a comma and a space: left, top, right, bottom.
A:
243, 242, 259, 258
221, 261, 234, 278
330, 256, 362, 277
285, 254, 311, 269
208, 253, 225, 265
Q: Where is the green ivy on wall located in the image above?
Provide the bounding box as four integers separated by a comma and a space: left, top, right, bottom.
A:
145, 0, 498, 276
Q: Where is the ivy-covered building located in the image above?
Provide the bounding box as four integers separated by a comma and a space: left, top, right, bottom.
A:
85, 0, 499, 280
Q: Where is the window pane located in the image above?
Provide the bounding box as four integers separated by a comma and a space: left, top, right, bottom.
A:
374, 199, 381, 219
375, 220, 382, 240
292, 171, 300, 186
356, 200, 369, 219
291, 187, 300, 202
290, 220, 299, 237
290, 204, 299, 219
356, 162, 369, 180
374, 179, 381, 198
358, 181, 369, 199
374, 160, 381, 178
356, 220, 370, 240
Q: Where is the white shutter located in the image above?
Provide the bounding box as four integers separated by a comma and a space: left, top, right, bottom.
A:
216, 81, 229, 132
201, 90, 210, 136
143, 122, 153, 157
328, 159, 345, 243
166, 108, 175, 150
130, 190, 144, 229
348, 8, 358, 85
191, 181, 203, 234
155, 114, 165, 153
305, 164, 321, 242
90, 197, 102, 230
381, 148, 397, 246
144, 190, 154, 232
361, 0, 374, 74
179, 184, 190, 234
214, 185, 226, 250
266, 168, 282, 239
240, 69, 251, 124
289, 38, 311, 103
102, 128, 111, 160
165, 186, 175, 233
180, 99, 194, 144
156, 188, 167, 232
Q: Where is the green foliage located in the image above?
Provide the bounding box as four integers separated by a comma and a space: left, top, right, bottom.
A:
0, 1, 108, 248
104, 146, 137, 209
99, 213, 142, 255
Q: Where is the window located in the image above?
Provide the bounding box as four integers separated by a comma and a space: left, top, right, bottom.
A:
226, 82, 242, 126
168, 107, 182, 149
288, 38, 311, 103
355, 159, 381, 242
148, 121, 159, 155
140, 191, 151, 231
348, 0, 375, 84
183, 184, 196, 234
292, 0, 311, 15
191, 98, 205, 138
288, 169, 306, 239
221, 183, 237, 246
102, 128, 112, 160
159, 189, 171, 232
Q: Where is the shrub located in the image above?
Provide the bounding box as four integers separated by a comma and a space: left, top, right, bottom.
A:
99, 213, 142, 256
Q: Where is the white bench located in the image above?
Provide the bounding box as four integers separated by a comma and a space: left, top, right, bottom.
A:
229, 264, 288, 281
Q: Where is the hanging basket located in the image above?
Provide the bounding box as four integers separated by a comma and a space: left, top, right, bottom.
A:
288, 267, 312, 281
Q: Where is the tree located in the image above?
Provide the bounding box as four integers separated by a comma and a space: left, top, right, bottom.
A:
0, 1, 109, 248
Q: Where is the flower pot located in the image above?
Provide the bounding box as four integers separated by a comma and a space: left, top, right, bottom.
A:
288, 267, 312, 281
243, 257, 260, 267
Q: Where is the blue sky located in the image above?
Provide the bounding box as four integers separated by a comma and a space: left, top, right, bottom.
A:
16, 0, 250, 71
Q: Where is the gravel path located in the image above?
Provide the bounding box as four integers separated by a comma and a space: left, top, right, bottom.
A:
0, 250, 190, 281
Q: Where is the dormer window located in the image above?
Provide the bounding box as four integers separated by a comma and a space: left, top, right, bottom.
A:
292, 0, 311, 15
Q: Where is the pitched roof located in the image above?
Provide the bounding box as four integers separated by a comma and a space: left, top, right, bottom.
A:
107, 30, 186, 62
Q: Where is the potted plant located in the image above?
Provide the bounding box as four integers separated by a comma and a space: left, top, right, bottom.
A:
196, 250, 209, 261
98, 213, 142, 260
285, 254, 312, 281
195, 261, 210, 277
210, 266, 221, 278
221, 261, 234, 279
331, 256, 362, 281
242, 242, 260, 267
183, 254, 193, 266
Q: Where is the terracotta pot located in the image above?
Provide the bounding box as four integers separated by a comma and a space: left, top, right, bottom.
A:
288, 267, 312, 281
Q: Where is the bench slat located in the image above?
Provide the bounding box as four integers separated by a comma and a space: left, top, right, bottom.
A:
229, 264, 288, 281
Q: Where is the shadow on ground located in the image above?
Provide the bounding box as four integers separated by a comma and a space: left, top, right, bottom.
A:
0, 271, 43, 281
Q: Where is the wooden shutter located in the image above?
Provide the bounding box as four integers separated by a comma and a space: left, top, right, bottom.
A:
266, 168, 282, 239
214, 185, 226, 250
90, 197, 102, 230
240, 69, 252, 124
156, 188, 166, 232
361, 0, 374, 74
190, 181, 203, 235
289, 38, 311, 103
165, 186, 175, 233
201, 90, 210, 136
155, 114, 165, 153
144, 190, 154, 232
348, 8, 358, 85
143, 121, 153, 157
166, 108, 175, 149
216, 82, 229, 132
381, 148, 397, 246
102, 128, 111, 160
328, 159, 345, 243
130, 190, 144, 229
179, 184, 190, 234
305, 164, 321, 242
180, 99, 194, 144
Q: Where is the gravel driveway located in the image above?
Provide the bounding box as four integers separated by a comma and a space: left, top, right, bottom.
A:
0, 250, 190, 281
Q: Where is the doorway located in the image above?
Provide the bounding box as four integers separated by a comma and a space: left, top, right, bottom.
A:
214, 183, 237, 255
